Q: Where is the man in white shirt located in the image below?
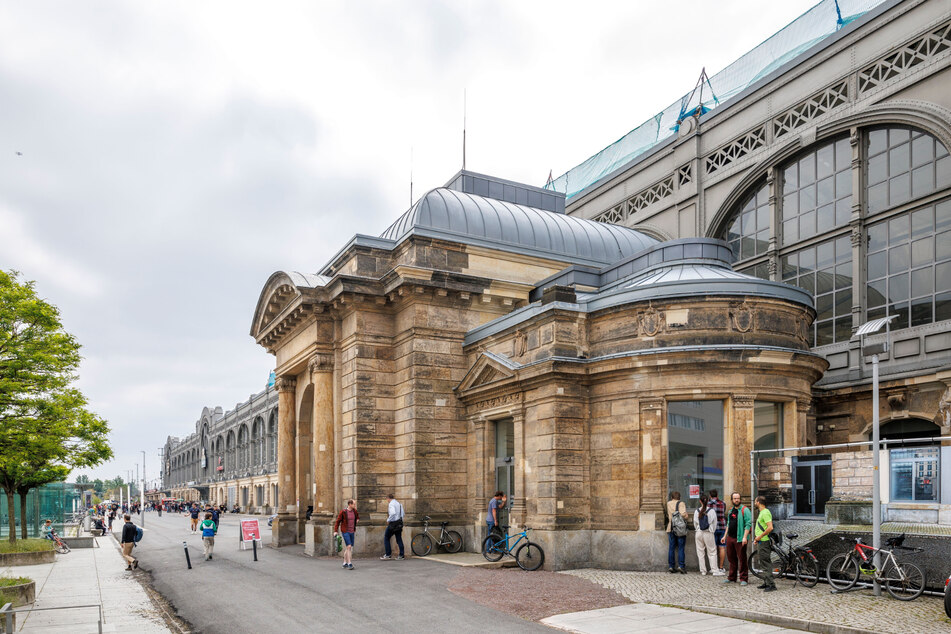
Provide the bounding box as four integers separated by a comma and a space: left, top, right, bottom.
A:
381, 493, 405, 560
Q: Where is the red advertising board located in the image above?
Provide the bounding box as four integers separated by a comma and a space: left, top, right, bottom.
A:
241, 519, 261, 542
688, 484, 701, 499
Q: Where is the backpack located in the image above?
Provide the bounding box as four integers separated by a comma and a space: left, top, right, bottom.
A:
134, 526, 144, 543
769, 529, 782, 545
698, 508, 710, 531
670, 502, 688, 537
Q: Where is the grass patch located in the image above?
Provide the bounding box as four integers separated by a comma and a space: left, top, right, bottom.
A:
0, 577, 31, 587
0, 539, 55, 554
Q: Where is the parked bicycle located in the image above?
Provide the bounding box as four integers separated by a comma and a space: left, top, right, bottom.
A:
825, 533, 924, 601
482, 525, 545, 571
747, 531, 819, 587
411, 516, 463, 556
944, 572, 951, 618
48, 529, 70, 554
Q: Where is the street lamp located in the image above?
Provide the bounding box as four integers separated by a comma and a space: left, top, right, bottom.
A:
852, 314, 897, 597
141, 450, 146, 528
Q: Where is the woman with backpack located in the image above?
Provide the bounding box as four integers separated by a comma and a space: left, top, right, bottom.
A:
666, 491, 688, 574
694, 494, 720, 575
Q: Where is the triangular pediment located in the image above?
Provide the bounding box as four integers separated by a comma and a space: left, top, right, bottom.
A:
457, 351, 520, 392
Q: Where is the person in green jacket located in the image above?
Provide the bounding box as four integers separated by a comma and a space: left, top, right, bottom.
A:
720, 492, 753, 585
199, 513, 217, 561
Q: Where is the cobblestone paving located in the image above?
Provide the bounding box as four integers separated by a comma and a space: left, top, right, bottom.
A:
775, 519, 951, 542
775, 519, 835, 544
563, 570, 951, 633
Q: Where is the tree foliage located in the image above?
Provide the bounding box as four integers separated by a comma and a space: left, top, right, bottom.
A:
0, 271, 112, 540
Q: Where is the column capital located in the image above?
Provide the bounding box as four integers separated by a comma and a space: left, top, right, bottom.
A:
308, 353, 334, 374
275, 375, 297, 393
732, 394, 756, 409
797, 399, 813, 414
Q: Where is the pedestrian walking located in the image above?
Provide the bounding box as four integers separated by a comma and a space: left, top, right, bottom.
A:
722, 492, 752, 585
189, 504, 200, 534
210, 505, 220, 532
381, 494, 405, 560
200, 512, 217, 560
119, 514, 139, 571
693, 494, 719, 575
753, 495, 776, 592
107, 507, 116, 534
333, 499, 359, 570
665, 491, 688, 574
708, 489, 727, 573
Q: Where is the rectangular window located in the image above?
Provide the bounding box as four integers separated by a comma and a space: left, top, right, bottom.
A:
667, 401, 724, 500
753, 402, 784, 452
889, 446, 939, 502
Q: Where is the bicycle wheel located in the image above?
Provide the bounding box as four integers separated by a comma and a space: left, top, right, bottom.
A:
411, 533, 433, 557
56, 544, 70, 554
747, 544, 784, 580
826, 553, 859, 591
515, 541, 545, 571
795, 552, 819, 587
445, 530, 463, 553
885, 563, 924, 601
943, 575, 951, 618
481, 536, 505, 562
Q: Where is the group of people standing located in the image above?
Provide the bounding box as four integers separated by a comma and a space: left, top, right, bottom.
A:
666, 490, 776, 591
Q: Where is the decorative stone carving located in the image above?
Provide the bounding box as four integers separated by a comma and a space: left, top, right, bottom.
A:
639, 307, 664, 337
733, 395, 755, 409
886, 391, 906, 411
514, 330, 527, 357
308, 354, 333, 374
938, 387, 951, 427
730, 301, 754, 333
797, 399, 813, 415
850, 224, 862, 248
274, 376, 297, 392
472, 393, 521, 412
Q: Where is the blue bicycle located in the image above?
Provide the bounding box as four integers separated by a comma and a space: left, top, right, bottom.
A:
482, 525, 545, 571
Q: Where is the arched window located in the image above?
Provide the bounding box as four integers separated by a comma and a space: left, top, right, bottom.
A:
252, 417, 264, 465
226, 431, 235, 472
267, 410, 277, 464
238, 425, 249, 470
720, 126, 951, 347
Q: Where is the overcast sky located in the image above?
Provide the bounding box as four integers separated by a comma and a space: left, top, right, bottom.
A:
0, 0, 819, 484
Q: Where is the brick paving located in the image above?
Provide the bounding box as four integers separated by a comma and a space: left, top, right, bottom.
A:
563, 569, 951, 633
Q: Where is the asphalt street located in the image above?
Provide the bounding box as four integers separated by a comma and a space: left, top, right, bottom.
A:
132, 512, 550, 633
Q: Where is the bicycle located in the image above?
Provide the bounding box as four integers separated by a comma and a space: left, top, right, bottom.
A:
47, 529, 71, 554
482, 525, 545, 571
747, 531, 819, 587
825, 533, 925, 601
410, 516, 463, 556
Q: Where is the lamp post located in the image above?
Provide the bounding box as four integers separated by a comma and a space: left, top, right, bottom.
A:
852, 314, 896, 597
141, 450, 146, 528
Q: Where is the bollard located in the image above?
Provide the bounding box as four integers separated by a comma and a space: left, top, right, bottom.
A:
183, 541, 192, 569
252, 538, 258, 561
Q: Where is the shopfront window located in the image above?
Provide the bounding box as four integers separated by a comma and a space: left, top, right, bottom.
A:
667, 401, 724, 500
753, 402, 784, 452
889, 446, 939, 502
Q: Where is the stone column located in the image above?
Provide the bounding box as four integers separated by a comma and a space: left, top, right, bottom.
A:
637, 398, 665, 531
730, 395, 755, 501
273, 375, 298, 547
311, 354, 335, 516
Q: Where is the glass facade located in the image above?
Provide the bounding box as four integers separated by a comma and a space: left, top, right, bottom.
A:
667, 401, 724, 499
721, 126, 951, 348
889, 446, 939, 502
0, 482, 84, 538
753, 402, 784, 452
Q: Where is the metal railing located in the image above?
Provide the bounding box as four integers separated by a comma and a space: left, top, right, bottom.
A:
0, 602, 103, 634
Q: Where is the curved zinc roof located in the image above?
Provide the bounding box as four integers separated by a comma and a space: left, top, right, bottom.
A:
381, 188, 657, 265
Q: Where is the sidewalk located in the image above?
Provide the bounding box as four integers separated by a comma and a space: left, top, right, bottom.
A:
563, 569, 951, 634
9, 536, 175, 633
543, 603, 800, 633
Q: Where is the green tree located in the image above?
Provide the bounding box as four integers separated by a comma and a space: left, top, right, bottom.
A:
0, 270, 112, 541
92, 478, 104, 495
75, 474, 89, 484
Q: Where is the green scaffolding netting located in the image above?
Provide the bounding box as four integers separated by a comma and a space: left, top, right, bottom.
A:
545, 0, 888, 200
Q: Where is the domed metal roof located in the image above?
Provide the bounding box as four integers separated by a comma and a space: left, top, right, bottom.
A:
381, 188, 657, 266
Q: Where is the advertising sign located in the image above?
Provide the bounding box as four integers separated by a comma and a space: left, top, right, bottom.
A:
688, 484, 701, 499
241, 519, 261, 542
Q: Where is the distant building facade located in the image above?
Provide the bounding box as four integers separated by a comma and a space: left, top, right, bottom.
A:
162, 387, 279, 512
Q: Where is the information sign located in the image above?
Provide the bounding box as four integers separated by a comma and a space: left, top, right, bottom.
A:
688, 484, 701, 499
240, 519, 261, 542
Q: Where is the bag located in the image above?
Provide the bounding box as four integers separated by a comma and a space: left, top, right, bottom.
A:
698, 509, 710, 531
670, 502, 688, 537
769, 529, 782, 546
335, 533, 343, 553
134, 526, 144, 543
389, 519, 404, 531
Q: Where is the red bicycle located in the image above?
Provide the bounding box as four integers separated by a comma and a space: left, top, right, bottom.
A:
825, 534, 924, 601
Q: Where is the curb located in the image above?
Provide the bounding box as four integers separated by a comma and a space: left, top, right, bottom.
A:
678, 604, 879, 634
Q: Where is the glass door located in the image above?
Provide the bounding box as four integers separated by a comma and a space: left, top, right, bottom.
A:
495, 419, 514, 528
793, 456, 832, 516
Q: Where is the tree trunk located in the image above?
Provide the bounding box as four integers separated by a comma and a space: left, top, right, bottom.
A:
19, 491, 28, 540
6, 490, 17, 543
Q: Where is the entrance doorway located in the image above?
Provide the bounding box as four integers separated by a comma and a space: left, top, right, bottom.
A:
494, 419, 514, 527
793, 456, 832, 517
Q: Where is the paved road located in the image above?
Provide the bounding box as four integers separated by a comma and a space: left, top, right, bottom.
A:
135, 512, 549, 633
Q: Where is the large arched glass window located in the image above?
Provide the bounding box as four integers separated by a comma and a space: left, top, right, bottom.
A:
726, 184, 769, 261
867, 128, 951, 214
782, 138, 852, 246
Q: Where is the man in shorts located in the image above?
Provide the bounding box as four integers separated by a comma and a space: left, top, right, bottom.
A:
189, 504, 200, 534
333, 499, 359, 570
